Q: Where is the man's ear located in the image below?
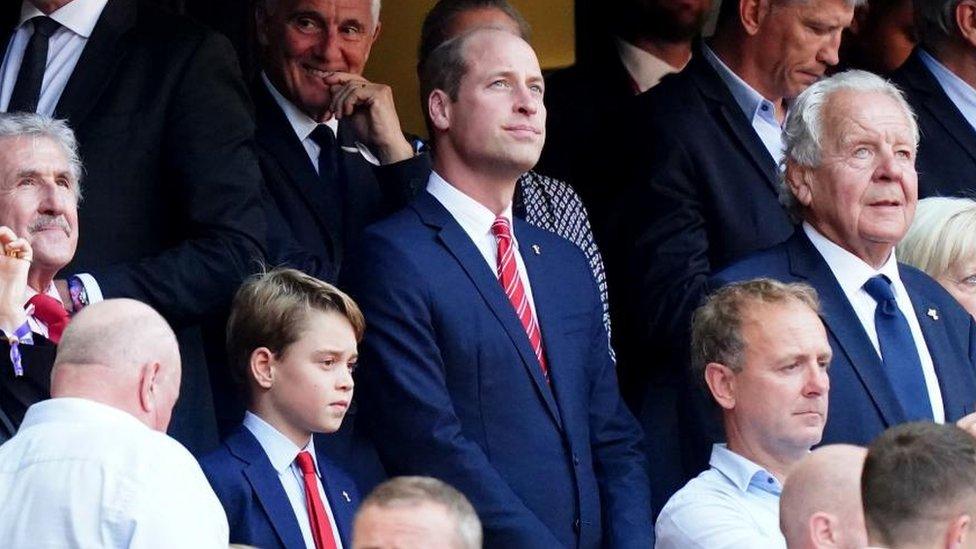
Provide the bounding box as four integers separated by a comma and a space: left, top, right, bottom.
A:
946, 513, 971, 548
704, 362, 737, 410
740, 0, 773, 35
138, 361, 163, 414
810, 512, 841, 546
956, 0, 976, 49
786, 162, 815, 209
428, 90, 452, 132
250, 347, 276, 391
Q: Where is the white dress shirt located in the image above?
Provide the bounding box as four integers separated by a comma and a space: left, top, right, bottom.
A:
243, 411, 344, 549
803, 223, 945, 422
701, 43, 785, 166
261, 72, 379, 168
0, 0, 109, 115
0, 398, 229, 548
426, 171, 538, 314
615, 37, 684, 93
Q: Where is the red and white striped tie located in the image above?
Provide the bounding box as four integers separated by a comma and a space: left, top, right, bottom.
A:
491, 216, 548, 380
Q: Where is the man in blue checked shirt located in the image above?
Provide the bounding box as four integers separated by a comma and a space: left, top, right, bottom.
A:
656, 278, 832, 548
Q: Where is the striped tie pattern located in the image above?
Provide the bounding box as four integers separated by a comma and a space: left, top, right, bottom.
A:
491, 216, 548, 379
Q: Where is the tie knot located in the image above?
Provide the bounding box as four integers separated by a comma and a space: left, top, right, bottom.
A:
309, 125, 336, 149
864, 275, 897, 310
29, 16, 60, 38
26, 293, 67, 321
295, 450, 317, 476
491, 216, 512, 239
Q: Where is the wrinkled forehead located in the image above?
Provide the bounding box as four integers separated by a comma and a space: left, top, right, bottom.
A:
0, 135, 73, 177
821, 90, 915, 147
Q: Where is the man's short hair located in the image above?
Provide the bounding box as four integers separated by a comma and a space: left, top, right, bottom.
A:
258, 0, 382, 25
862, 422, 976, 547
418, 29, 480, 142
716, 0, 866, 29
0, 112, 83, 201
690, 278, 821, 386
915, 0, 964, 51
779, 70, 918, 222
360, 476, 482, 549
418, 0, 530, 69
225, 268, 365, 397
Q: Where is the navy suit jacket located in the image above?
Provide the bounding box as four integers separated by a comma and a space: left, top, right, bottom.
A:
714, 229, 976, 444
199, 425, 361, 549
253, 80, 430, 283
342, 191, 652, 549
604, 47, 795, 512
891, 48, 976, 198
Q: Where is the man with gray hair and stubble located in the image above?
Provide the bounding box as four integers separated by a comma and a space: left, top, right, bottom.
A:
0, 299, 229, 547
892, 0, 976, 197
714, 70, 976, 453
779, 444, 869, 549
353, 476, 482, 549
656, 278, 832, 548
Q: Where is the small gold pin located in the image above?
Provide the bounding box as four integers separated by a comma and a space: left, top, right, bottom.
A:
927, 308, 940, 321
531, 244, 541, 255
342, 490, 351, 503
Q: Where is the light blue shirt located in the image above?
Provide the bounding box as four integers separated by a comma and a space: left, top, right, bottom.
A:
918, 48, 976, 134
243, 412, 344, 549
655, 444, 788, 549
702, 44, 785, 166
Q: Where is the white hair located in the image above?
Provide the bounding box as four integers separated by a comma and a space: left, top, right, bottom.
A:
262, 0, 381, 25
0, 112, 83, 202
779, 70, 918, 221
897, 196, 976, 280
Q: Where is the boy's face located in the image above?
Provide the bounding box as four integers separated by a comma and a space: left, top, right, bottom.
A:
268, 309, 357, 440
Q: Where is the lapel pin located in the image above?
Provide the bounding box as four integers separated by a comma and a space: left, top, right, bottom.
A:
342, 490, 351, 503
927, 308, 940, 321
531, 244, 541, 255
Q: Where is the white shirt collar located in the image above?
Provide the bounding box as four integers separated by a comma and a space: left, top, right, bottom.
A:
803, 222, 902, 297
701, 43, 779, 124
426, 170, 515, 246
23, 281, 63, 305
19, 0, 108, 39
614, 37, 683, 93
21, 397, 148, 431
243, 411, 320, 476
261, 72, 338, 142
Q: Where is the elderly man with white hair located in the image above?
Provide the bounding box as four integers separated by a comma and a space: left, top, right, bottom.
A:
714, 70, 976, 450
0, 112, 81, 440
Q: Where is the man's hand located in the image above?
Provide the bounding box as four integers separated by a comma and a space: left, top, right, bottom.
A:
323, 72, 414, 165
0, 226, 31, 334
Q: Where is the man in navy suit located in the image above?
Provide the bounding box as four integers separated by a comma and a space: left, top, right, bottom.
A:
605, 0, 858, 511
201, 269, 366, 549
714, 70, 976, 448
891, 0, 976, 198
343, 28, 652, 549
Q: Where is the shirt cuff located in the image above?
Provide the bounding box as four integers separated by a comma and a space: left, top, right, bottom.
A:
74, 273, 104, 305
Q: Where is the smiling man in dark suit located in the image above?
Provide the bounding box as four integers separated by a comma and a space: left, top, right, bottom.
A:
715, 70, 976, 448
344, 28, 651, 549
891, 0, 976, 198
0, 0, 267, 455
253, 0, 430, 283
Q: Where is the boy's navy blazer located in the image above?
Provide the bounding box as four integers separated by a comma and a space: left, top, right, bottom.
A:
200, 425, 361, 549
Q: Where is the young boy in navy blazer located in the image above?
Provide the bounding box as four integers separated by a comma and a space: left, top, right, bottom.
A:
200, 268, 365, 549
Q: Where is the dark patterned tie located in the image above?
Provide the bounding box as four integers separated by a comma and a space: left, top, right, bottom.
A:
7, 16, 61, 113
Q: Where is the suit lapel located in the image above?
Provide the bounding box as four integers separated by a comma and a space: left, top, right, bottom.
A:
314, 447, 359, 548
903, 268, 971, 421
0, 3, 17, 64
226, 427, 306, 549
336, 122, 381, 248
413, 193, 563, 430
786, 231, 907, 426
689, 53, 780, 196
901, 50, 976, 166
254, 81, 343, 257
53, 0, 133, 129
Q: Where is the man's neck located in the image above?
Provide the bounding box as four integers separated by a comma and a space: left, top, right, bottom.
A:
709, 33, 788, 120
726, 427, 806, 484
626, 36, 693, 69
27, 270, 54, 295
432, 155, 519, 216
929, 43, 976, 90
807, 220, 894, 270
30, 0, 73, 15
249, 405, 313, 450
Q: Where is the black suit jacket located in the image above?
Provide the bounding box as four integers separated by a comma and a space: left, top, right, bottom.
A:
0, 336, 56, 442
1, 0, 267, 455
604, 50, 794, 513
891, 48, 976, 197
253, 80, 430, 283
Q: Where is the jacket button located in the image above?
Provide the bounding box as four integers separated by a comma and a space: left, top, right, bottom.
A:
573, 518, 581, 533
573, 454, 580, 466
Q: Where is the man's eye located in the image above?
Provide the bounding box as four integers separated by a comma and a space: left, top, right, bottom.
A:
852, 148, 871, 159
529, 84, 544, 94
294, 17, 319, 31
17, 177, 35, 186
490, 80, 510, 88
894, 149, 912, 159
962, 275, 976, 287
339, 24, 361, 35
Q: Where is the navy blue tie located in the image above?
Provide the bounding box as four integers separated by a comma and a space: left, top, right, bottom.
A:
863, 275, 933, 421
